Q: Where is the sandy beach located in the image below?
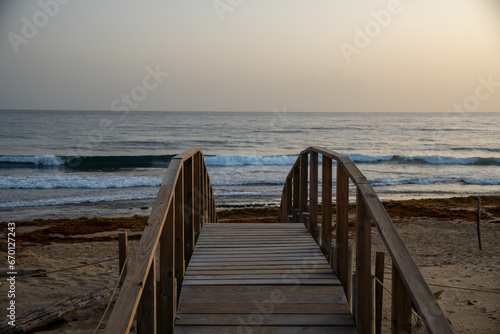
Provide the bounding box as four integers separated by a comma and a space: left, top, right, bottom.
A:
0, 196, 499, 333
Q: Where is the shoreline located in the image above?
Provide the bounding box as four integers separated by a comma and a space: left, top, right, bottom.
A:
1, 194, 499, 224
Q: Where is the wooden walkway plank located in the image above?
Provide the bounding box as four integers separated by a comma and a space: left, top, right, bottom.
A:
173, 223, 357, 333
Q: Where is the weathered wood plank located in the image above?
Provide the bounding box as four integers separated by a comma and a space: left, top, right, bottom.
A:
177, 303, 351, 314
179, 289, 347, 304
180, 285, 345, 296
180, 286, 346, 301
176, 314, 355, 326
182, 278, 340, 285
190, 254, 328, 266
174, 326, 358, 334
184, 269, 335, 277
183, 263, 333, 271
185, 273, 338, 280
194, 244, 316, 250
187, 260, 328, 267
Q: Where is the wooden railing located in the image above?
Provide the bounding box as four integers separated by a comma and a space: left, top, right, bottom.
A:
278, 147, 455, 334
104, 148, 218, 334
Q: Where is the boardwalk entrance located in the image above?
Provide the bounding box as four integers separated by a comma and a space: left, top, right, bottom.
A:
104, 147, 455, 334
174, 223, 356, 333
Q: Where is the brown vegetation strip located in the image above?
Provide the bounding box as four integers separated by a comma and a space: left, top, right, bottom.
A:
3, 196, 498, 246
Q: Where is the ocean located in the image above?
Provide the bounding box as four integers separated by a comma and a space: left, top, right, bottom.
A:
0, 110, 499, 221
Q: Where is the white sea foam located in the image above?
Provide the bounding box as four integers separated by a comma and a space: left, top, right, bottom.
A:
0, 155, 65, 165
0, 191, 158, 208
0, 175, 162, 189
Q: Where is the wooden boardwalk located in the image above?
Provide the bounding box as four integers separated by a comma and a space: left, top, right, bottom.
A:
104, 148, 454, 333
174, 223, 357, 333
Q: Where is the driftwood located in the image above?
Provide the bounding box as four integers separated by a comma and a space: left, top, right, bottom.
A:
0, 269, 45, 277
0, 283, 114, 333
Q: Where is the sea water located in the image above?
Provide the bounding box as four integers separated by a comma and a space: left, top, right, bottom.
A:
0, 110, 498, 220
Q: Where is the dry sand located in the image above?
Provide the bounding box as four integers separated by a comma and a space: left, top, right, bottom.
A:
0, 200, 499, 333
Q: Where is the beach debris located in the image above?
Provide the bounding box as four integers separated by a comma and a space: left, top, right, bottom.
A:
0, 283, 114, 333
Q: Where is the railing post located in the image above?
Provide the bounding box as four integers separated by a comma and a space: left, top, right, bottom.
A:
392, 264, 412, 334
193, 152, 202, 241
118, 231, 127, 286
356, 188, 373, 334
375, 252, 385, 334
207, 171, 213, 223
292, 164, 300, 222
309, 152, 319, 243
183, 158, 194, 263
336, 165, 349, 292
299, 152, 308, 228
138, 257, 157, 334
158, 199, 176, 334
347, 242, 354, 312
286, 177, 293, 223
202, 160, 208, 226
200, 160, 205, 226
321, 155, 332, 259
175, 168, 185, 303
280, 188, 286, 224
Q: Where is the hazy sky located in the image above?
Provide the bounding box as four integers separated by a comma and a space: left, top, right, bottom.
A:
0, 0, 499, 112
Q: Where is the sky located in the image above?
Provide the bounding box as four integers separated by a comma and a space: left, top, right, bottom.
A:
0, 0, 499, 112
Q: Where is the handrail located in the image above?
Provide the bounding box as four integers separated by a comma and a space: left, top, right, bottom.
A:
104, 148, 218, 334
278, 147, 455, 334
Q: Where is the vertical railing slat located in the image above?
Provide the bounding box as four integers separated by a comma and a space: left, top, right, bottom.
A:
200, 160, 205, 226
174, 168, 185, 303
375, 252, 385, 334
158, 198, 175, 334
137, 257, 156, 334
118, 231, 127, 286
286, 177, 293, 223
392, 264, 412, 334
310, 151, 319, 245
207, 171, 213, 223
299, 153, 309, 228
193, 153, 201, 241
356, 188, 373, 333
321, 156, 332, 259
183, 158, 194, 263
336, 165, 350, 291
202, 160, 208, 225
293, 165, 300, 222
280, 188, 286, 224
